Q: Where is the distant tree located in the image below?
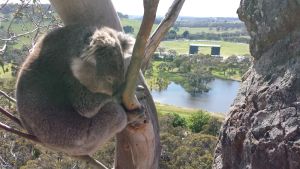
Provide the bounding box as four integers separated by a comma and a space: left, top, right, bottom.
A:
166, 49, 177, 61
173, 55, 188, 67
166, 30, 177, 39
157, 47, 166, 55
173, 25, 179, 32
168, 49, 177, 57
226, 55, 239, 71
123, 25, 134, 34
182, 30, 189, 39
186, 67, 213, 94
155, 77, 169, 91
158, 62, 169, 71
117, 12, 128, 18
218, 62, 228, 76
166, 62, 176, 72
179, 61, 191, 73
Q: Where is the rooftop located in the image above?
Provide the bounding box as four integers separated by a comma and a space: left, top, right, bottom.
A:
190, 44, 221, 47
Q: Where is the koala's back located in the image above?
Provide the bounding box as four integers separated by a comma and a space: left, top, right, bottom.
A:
17, 25, 93, 116
16, 25, 105, 154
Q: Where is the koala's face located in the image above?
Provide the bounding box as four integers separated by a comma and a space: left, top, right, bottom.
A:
72, 27, 134, 96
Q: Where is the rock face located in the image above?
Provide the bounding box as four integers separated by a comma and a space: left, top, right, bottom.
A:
213, 0, 300, 169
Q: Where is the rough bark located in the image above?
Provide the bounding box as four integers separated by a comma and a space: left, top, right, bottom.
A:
49, 0, 160, 168
213, 0, 300, 169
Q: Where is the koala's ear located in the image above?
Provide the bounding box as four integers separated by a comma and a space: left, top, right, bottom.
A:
118, 32, 135, 53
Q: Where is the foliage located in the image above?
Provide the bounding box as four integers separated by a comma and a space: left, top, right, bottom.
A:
171, 113, 187, 128
158, 111, 221, 169
186, 65, 214, 94
188, 111, 211, 133
165, 30, 177, 40
201, 117, 223, 136
182, 30, 189, 39
123, 25, 134, 34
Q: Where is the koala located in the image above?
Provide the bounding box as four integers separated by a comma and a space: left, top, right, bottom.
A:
16, 24, 140, 156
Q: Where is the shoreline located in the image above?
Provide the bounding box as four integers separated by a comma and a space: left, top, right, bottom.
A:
155, 102, 225, 119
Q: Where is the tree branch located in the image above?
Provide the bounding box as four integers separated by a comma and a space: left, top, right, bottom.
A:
73, 155, 108, 169
122, 0, 160, 111
0, 91, 16, 103
0, 0, 9, 10
0, 106, 22, 127
1, 27, 42, 41
142, 0, 185, 72
0, 122, 40, 143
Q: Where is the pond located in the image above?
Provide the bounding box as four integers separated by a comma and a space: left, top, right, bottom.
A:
151, 78, 241, 113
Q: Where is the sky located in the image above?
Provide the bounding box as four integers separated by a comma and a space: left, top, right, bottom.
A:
7, 0, 241, 18
112, 0, 241, 18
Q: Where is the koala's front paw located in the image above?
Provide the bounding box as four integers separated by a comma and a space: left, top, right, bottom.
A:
126, 106, 146, 124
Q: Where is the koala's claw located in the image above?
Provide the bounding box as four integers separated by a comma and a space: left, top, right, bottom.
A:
126, 106, 146, 124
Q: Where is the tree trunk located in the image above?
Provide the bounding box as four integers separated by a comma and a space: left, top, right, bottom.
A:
49, 0, 160, 168
213, 0, 300, 168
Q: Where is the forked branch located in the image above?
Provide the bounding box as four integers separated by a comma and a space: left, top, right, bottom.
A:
142, 0, 185, 71
122, 0, 160, 111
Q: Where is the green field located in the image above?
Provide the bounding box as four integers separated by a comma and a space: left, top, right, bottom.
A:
159, 40, 250, 57
177, 27, 242, 34
120, 18, 159, 36
121, 19, 245, 35
1, 20, 49, 49
2, 17, 249, 56
155, 102, 224, 119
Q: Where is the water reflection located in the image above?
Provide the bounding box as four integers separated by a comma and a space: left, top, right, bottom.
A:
151, 79, 240, 113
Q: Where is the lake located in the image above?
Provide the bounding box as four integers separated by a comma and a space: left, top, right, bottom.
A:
151, 78, 240, 113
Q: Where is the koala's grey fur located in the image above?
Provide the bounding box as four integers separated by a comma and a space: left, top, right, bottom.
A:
16, 24, 134, 156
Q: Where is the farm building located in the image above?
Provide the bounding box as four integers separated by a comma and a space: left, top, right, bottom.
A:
189, 44, 221, 56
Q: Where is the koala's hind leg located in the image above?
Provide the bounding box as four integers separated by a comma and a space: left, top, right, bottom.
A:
35, 102, 127, 157
73, 102, 128, 155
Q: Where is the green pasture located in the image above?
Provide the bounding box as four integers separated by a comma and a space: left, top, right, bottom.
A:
156, 102, 224, 119
159, 40, 250, 57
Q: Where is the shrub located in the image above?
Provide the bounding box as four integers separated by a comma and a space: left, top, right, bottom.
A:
188, 111, 210, 133
171, 113, 187, 128
201, 117, 223, 136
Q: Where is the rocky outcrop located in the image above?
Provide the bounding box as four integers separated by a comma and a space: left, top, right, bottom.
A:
213, 0, 300, 169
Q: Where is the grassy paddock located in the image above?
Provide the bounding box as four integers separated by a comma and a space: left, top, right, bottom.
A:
177, 27, 243, 34
155, 102, 225, 119
160, 40, 250, 57
212, 69, 242, 81
120, 18, 158, 36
